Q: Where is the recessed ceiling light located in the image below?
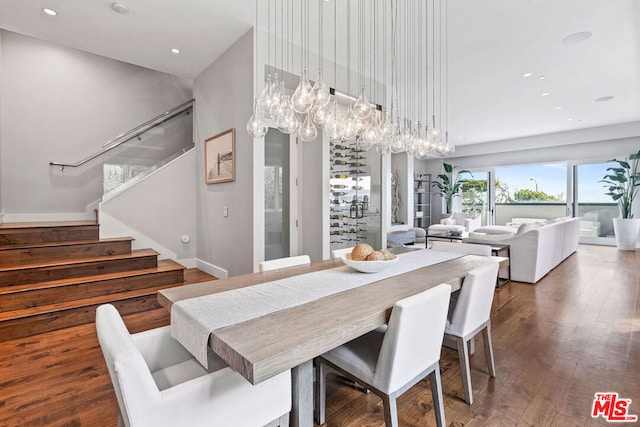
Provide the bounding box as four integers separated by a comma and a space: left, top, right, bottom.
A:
541, 92, 550, 97
568, 118, 574, 121
111, 2, 129, 14
43, 8, 57, 16
555, 106, 563, 110
538, 75, 545, 80
594, 96, 614, 102
562, 31, 592, 44
170, 48, 180, 54
522, 73, 533, 78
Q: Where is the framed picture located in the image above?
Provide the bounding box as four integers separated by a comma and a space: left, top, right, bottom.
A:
205, 128, 235, 184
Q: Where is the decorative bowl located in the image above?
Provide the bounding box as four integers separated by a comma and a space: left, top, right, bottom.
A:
341, 253, 399, 273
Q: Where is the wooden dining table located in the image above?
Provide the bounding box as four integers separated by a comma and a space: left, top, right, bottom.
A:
158, 251, 506, 427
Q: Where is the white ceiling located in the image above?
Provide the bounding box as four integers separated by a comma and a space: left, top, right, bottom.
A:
1, 0, 639, 146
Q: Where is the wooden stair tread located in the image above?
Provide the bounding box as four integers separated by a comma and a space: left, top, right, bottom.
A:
0, 248, 159, 272
0, 282, 184, 321
0, 237, 134, 251
0, 259, 184, 295
0, 220, 98, 230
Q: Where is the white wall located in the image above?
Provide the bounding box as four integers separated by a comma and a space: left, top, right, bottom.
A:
99, 149, 197, 265
193, 30, 254, 277
0, 30, 192, 220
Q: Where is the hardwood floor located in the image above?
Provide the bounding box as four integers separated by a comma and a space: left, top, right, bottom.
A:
0, 245, 638, 426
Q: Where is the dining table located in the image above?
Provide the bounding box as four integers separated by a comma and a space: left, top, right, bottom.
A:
157, 248, 507, 427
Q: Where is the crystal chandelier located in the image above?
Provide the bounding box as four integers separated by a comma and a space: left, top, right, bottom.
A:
247, 0, 456, 158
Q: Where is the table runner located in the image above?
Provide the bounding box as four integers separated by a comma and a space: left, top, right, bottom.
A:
171, 249, 461, 367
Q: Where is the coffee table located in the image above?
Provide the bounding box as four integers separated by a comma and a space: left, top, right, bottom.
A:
426, 230, 465, 242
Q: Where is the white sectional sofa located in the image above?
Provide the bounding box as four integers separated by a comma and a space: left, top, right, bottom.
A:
463, 217, 581, 284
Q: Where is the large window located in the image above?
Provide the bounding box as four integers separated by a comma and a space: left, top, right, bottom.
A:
494, 163, 567, 225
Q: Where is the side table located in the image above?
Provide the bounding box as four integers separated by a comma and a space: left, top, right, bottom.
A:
468, 242, 511, 287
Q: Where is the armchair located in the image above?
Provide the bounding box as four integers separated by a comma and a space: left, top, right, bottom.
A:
429, 212, 481, 234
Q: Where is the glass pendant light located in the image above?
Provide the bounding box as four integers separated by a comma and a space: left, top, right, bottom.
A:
389, 117, 404, 153
270, 81, 288, 120
325, 101, 342, 140
360, 112, 383, 151
299, 113, 318, 142
284, 112, 301, 134
311, 104, 333, 128
291, 69, 313, 114
311, 69, 331, 107
258, 74, 273, 115
342, 104, 359, 140
415, 129, 429, 159
277, 95, 297, 133
405, 126, 417, 156
268, 73, 282, 117
376, 139, 391, 155
352, 86, 372, 120
247, 99, 268, 138
381, 110, 395, 140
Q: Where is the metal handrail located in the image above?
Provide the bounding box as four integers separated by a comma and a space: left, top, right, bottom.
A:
49, 99, 194, 171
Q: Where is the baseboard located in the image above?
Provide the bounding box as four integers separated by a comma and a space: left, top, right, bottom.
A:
2, 212, 95, 223
196, 259, 228, 279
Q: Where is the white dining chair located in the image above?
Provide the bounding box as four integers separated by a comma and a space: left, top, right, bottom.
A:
444, 263, 499, 405
96, 304, 291, 427
430, 240, 492, 256
259, 254, 311, 272
315, 284, 452, 427
331, 247, 354, 259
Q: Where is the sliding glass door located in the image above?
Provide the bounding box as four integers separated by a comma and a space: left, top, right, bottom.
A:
461, 170, 492, 226
573, 162, 618, 239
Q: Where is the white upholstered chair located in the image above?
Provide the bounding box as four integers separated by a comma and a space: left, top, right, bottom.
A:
259, 254, 311, 272
331, 247, 354, 259
315, 284, 452, 427
96, 304, 291, 427
430, 240, 492, 256
444, 263, 499, 405
429, 212, 481, 233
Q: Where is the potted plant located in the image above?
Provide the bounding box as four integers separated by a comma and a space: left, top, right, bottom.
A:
432, 162, 471, 214
600, 150, 640, 250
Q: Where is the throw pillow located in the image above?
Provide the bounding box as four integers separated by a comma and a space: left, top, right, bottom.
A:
474, 226, 516, 235
517, 222, 542, 234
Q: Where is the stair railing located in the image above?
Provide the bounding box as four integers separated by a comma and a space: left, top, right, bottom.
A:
49, 99, 194, 171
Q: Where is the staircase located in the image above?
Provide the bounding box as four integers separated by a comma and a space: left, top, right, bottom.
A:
0, 221, 199, 342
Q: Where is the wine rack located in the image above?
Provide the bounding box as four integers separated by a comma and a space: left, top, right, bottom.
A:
329, 139, 380, 252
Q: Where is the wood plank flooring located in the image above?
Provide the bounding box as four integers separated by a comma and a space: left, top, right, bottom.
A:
0, 245, 638, 426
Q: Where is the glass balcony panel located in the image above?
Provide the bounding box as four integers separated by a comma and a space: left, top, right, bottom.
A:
102, 107, 193, 199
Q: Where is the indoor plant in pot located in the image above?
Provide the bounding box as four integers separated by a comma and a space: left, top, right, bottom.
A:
432, 162, 471, 215
601, 150, 640, 250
